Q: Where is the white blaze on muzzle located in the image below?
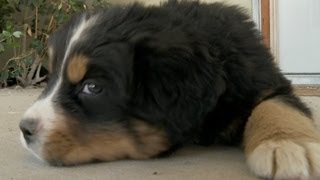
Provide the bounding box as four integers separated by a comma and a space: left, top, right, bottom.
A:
19, 14, 99, 162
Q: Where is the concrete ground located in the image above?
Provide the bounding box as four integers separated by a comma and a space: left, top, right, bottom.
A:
0, 88, 319, 180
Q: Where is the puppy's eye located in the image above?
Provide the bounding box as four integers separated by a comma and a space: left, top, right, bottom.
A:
82, 82, 102, 95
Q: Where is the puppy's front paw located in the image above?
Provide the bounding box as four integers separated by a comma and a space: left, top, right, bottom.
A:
247, 140, 320, 179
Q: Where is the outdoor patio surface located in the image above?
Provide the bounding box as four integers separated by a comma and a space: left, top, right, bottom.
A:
1, 88, 319, 180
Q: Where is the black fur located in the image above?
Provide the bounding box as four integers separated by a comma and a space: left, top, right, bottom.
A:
47, 0, 311, 153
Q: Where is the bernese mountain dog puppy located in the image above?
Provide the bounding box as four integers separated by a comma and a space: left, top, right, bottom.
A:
19, 0, 320, 179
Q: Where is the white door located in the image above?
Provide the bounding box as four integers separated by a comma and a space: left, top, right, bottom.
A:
278, 0, 320, 74
274, 0, 320, 84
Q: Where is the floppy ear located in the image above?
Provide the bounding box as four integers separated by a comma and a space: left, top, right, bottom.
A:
128, 32, 226, 143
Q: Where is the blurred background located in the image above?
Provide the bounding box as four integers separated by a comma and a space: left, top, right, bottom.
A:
0, 0, 319, 92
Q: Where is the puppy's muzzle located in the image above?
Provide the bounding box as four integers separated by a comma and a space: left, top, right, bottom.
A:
19, 118, 41, 144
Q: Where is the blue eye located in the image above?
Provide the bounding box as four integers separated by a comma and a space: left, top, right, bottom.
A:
82, 82, 102, 95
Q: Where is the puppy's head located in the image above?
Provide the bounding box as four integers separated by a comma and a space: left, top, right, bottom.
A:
19, 12, 168, 166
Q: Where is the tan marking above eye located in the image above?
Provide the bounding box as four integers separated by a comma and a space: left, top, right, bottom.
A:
67, 54, 89, 84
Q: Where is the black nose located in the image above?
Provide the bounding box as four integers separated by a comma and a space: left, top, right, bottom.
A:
19, 119, 38, 144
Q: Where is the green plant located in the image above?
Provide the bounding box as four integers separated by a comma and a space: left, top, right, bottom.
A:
0, 0, 18, 31
0, 22, 24, 86
0, 0, 110, 87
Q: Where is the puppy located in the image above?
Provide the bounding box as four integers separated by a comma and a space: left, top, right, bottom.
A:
19, 1, 320, 179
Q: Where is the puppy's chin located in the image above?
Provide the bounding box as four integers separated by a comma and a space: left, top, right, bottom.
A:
20, 132, 45, 163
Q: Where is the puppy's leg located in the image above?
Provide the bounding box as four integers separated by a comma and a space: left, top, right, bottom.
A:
244, 97, 320, 179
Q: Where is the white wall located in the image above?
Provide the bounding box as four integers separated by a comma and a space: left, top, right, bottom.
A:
202, 0, 252, 14
109, 0, 252, 15
278, 0, 320, 73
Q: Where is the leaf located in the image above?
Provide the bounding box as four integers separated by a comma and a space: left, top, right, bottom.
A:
25, 57, 34, 66
12, 31, 22, 38
58, 2, 63, 10
30, 38, 44, 54
2, 30, 11, 38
